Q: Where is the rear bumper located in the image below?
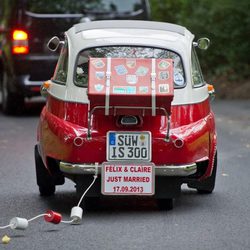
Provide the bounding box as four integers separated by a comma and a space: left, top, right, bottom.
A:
59, 161, 197, 177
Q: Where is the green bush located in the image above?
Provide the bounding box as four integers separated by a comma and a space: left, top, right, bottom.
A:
150, 0, 250, 82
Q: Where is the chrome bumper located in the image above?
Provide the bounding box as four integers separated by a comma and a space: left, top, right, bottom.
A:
59, 162, 197, 177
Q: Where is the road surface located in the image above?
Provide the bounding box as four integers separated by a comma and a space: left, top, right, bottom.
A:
0, 99, 250, 250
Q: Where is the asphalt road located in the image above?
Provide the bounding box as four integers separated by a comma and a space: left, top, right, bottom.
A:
0, 99, 250, 250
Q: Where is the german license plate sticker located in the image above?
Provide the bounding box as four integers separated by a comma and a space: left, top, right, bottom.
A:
102, 163, 155, 196
107, 131, 151, 161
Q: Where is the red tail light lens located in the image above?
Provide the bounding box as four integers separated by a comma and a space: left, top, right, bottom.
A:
12, 29, 29, 54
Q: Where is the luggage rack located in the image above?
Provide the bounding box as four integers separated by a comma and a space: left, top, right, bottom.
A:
87, 105, 171, 142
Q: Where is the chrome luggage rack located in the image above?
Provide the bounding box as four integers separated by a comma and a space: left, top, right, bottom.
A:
87, 105, 171, 142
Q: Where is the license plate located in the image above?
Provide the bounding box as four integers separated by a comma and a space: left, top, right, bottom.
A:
107, 131, 151, 161
102, 163, 155, 195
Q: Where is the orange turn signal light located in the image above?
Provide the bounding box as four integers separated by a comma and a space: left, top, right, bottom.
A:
43, 81, 51, 89
207, 84, 215, 92
40, 81, 51, 97
207, 84, 215, 101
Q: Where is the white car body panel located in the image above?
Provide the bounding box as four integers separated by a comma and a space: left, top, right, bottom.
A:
48, 21, 208, 105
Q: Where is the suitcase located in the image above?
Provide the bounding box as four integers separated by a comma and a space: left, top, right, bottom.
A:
88, 57, 174, 116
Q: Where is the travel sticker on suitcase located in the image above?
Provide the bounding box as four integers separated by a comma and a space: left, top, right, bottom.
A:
88, 57, 174, 115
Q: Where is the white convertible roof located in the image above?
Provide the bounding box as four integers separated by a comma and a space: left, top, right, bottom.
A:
73, 20, 187, 36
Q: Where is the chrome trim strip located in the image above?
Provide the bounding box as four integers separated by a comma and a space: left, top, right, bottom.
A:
23, 76, 44, 86
25, 11, 83, 19
25, 55, 59, 61
60, 162, 196, 177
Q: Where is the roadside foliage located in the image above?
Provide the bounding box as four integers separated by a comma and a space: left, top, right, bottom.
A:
150, 0, 250, 96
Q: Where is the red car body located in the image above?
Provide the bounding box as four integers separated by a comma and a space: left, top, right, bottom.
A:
35, 21, 217, 209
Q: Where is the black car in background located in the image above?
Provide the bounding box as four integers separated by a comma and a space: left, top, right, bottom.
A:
0, 0, 151, 114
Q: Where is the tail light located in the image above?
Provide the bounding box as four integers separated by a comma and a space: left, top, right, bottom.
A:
12, 29, 29, 54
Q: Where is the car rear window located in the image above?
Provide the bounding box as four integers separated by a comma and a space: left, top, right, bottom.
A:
26, 0, 145, 14
74, 46, 185, 88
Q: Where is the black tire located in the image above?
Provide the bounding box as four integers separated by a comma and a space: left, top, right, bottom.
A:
188, 152, 217, 194
34, 145, 55, 196
157, 198, 173, 211
1, 71, 24, 115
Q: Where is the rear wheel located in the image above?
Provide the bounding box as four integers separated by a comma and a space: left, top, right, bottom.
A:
188, 152, 217, 194
1, 71, 24, 115
157, 198, 173, 210
34, 145, 55, 196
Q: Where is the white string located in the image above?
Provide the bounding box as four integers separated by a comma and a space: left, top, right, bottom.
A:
0, 213, 50, 229
0, 224, 12, 229
1, 174, 98, 230
77, 175, 98, 207
28, 213, 49, 222
61, 219, 75, 224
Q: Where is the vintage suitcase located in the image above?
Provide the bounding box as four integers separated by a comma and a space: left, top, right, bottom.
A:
88, 57, 174, 116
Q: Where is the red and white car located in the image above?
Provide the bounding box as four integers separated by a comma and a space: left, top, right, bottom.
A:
35, 20, 217, 210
